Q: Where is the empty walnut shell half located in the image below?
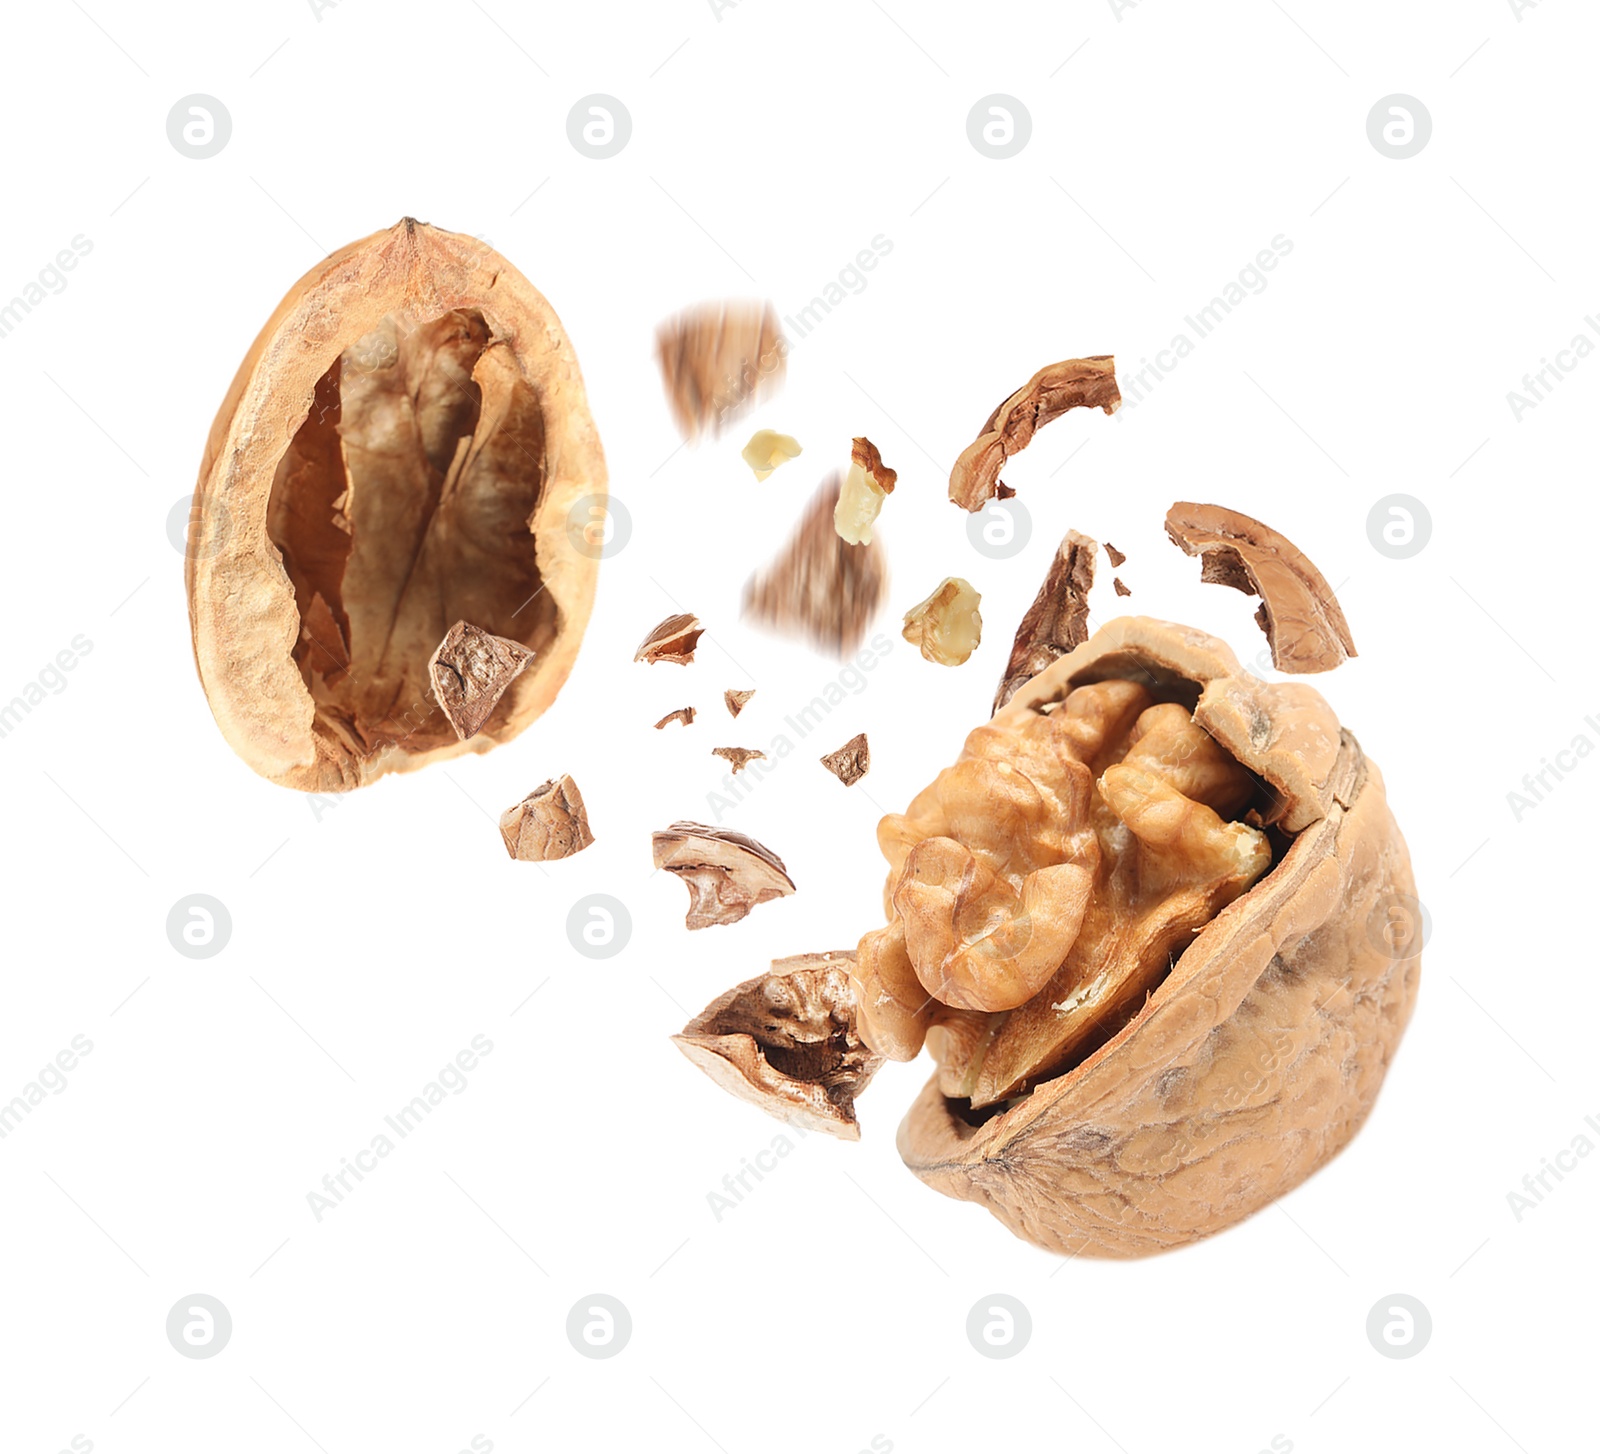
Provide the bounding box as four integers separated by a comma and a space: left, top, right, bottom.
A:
186, 219, 607, 791
867, 616, 1420, 1258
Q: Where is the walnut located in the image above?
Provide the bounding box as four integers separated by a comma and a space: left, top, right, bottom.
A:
834, 436, 897, 545
742, 474, 888, 657
1165, 502, 1356, 673
993, 529, 1097, 713
712, 746, 766, 774
741, 429, 802, 481
428, 621, 534, 741
855, 616, 1419, 1257
673, 952, 883, 1139
656, 301, 785, 441
651, 821, 796, 929
902, 578, 982, 666
820, 732, 870, 786
654, 706, 696, 729
499, 775, 594, 861
949, 357, 1122, 511
724, 689, 755, 718
185, 220, 606, 791
635, 613, 704, 665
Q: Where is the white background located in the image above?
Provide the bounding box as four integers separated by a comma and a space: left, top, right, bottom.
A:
0, 2, 1593, 1451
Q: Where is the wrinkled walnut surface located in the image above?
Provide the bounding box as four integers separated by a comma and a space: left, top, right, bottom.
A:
188, 220, 605, 791
674, 952, 883, 1139
882, 618, 1418, 1257
821, 732, 870, 786
429, 621, 534, 742
499, 775, 594, 862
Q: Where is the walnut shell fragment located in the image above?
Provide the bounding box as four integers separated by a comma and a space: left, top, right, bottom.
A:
871, 617, 1417, 1258
724, 689, 755, 718
993, 529, 1098, 713
820, 732, 870, 786
656, 301, 786, 441
655, 706, 696, 729
673, 952, 883, 1139
712, 746, 766, 774
652, 821, 796, 929
1113, 578, 1131, 597
742, 474, 888, 658
429, 621, 534, 741
1165, 502, 1356, 673
949, 357, 1121, 511
185, 219, 607, 791
499, 775, 594, 862
635, 613, 705, 666
1105, 543, 1126, 568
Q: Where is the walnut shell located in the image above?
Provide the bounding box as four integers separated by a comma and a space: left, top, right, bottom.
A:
186, 219, 607, 791
893, 617, 1420, 1257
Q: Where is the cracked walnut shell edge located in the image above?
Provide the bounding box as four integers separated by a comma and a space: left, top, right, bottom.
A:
893, 616, 1421, 1258
186, 219, 607, 791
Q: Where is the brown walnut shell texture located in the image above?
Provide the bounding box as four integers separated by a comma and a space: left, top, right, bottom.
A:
896, 617, 1421, 1258
186, 220, 607, 791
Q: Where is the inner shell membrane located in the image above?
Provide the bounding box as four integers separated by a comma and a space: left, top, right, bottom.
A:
265, 308, 557, 763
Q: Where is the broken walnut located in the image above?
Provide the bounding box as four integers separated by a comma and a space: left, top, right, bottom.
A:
656, 301, 786, 441
499, 775, 594, 862
673, 953, 883, 1139
948, 357, 1122, 511
724, 689, 755, 718
712, 747, 767, 774
1165, 502, 1356, 673
635, 614, 705, 666
429, 621, 535, 741
820, 732, 870, 786
834, 436, 897, 546
743, 474, 889, 657
185, 219, 607, 791
654, 706, 697, 729
992, 529, 1097, 713
854, 616, 1418, 1258
741, 429, 802, 481
652, 821, 796, 929
902, 577, 983, 667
